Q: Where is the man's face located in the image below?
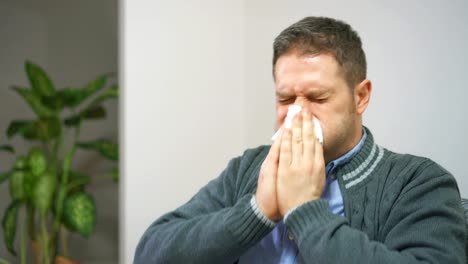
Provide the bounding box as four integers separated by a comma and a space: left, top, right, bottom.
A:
274, 51, 363, 163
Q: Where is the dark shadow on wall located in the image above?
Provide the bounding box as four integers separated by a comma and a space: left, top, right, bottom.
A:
0, 0, 118, 263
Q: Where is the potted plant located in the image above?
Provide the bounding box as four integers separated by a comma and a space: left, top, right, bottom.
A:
0, 61, 119, 264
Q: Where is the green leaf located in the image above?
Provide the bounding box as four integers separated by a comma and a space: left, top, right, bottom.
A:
25, 61, 55, 97
67, 171, 91, 192
55, 74, 109, 110
14, 156, 28, 170
85, 75, 107, 95
33, 117, 61, 141
63, 116, 81, 127
28, 148, 47, 177
0, 171, 11, 184
64, 105, 106, 127
2, 200, 22, 256
7, 118, 61, 141
11, 86, 56, 118
63, 193, 96, 238
31, 172, 56, 217
23, 171, 36, 201
7, 120, 34, 139
41, 94, 64, 111
77, 139, 118, 161
54, 88, 88, 109
0, 145, 14, 153
9, 170, 26, 201
89, 85, 118, 106
83, 105, 106, 119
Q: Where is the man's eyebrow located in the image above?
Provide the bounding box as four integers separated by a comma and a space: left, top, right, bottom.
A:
275, 88, 328, 97
306, 89, 328, 97
275, 90, 293, 97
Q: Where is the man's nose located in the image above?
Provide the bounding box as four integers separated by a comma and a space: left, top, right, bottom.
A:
293, 96, 307, 108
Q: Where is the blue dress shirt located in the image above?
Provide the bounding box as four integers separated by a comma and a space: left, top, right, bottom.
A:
239, 130, 367, 264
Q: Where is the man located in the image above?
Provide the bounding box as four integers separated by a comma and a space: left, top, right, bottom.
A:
134, 16, 466, 263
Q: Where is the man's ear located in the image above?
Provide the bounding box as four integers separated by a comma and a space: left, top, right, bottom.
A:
354, 79, 372, 115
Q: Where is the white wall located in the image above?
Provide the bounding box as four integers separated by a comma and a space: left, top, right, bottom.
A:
123, 1, 468, 263
122, 1, 246, 262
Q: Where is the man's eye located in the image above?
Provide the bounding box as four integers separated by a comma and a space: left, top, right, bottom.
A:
278, 98, 294, 104
307, 96, 327, 103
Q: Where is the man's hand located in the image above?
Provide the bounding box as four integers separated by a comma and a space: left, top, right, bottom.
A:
255, 128, 282, 221
276, 109, 326, 216
255, 109, 326, 221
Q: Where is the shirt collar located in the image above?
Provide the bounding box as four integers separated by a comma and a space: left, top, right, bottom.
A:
326, 128, 367, 177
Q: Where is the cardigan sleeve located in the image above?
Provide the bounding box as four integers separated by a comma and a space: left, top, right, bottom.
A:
134, 147, 273, 264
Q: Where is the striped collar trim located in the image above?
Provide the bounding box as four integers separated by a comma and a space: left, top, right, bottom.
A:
337, 127, 385, 189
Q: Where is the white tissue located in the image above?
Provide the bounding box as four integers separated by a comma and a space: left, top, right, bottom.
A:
284, 105, 302, 129
271, 105, 323, 144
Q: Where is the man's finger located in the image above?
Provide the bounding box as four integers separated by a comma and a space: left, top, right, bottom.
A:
314, 131, 325, 169
291, 113, 303, 165
302, 109, 316, 162
268, 126, 283, 164
280, 128, 292, 167
312, 133, 326, 189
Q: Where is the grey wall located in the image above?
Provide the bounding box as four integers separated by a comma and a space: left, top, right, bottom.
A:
0, 1, 118, 263
124, 0, 468, 263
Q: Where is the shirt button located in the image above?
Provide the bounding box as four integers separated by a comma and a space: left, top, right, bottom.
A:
287, 232, 294, 241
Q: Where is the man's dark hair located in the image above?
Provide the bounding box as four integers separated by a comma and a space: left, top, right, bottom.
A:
273, 16, 367, 88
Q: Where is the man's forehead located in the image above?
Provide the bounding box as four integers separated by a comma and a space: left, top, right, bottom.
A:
275, 72, 333, 93
274, 53, 343, 92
